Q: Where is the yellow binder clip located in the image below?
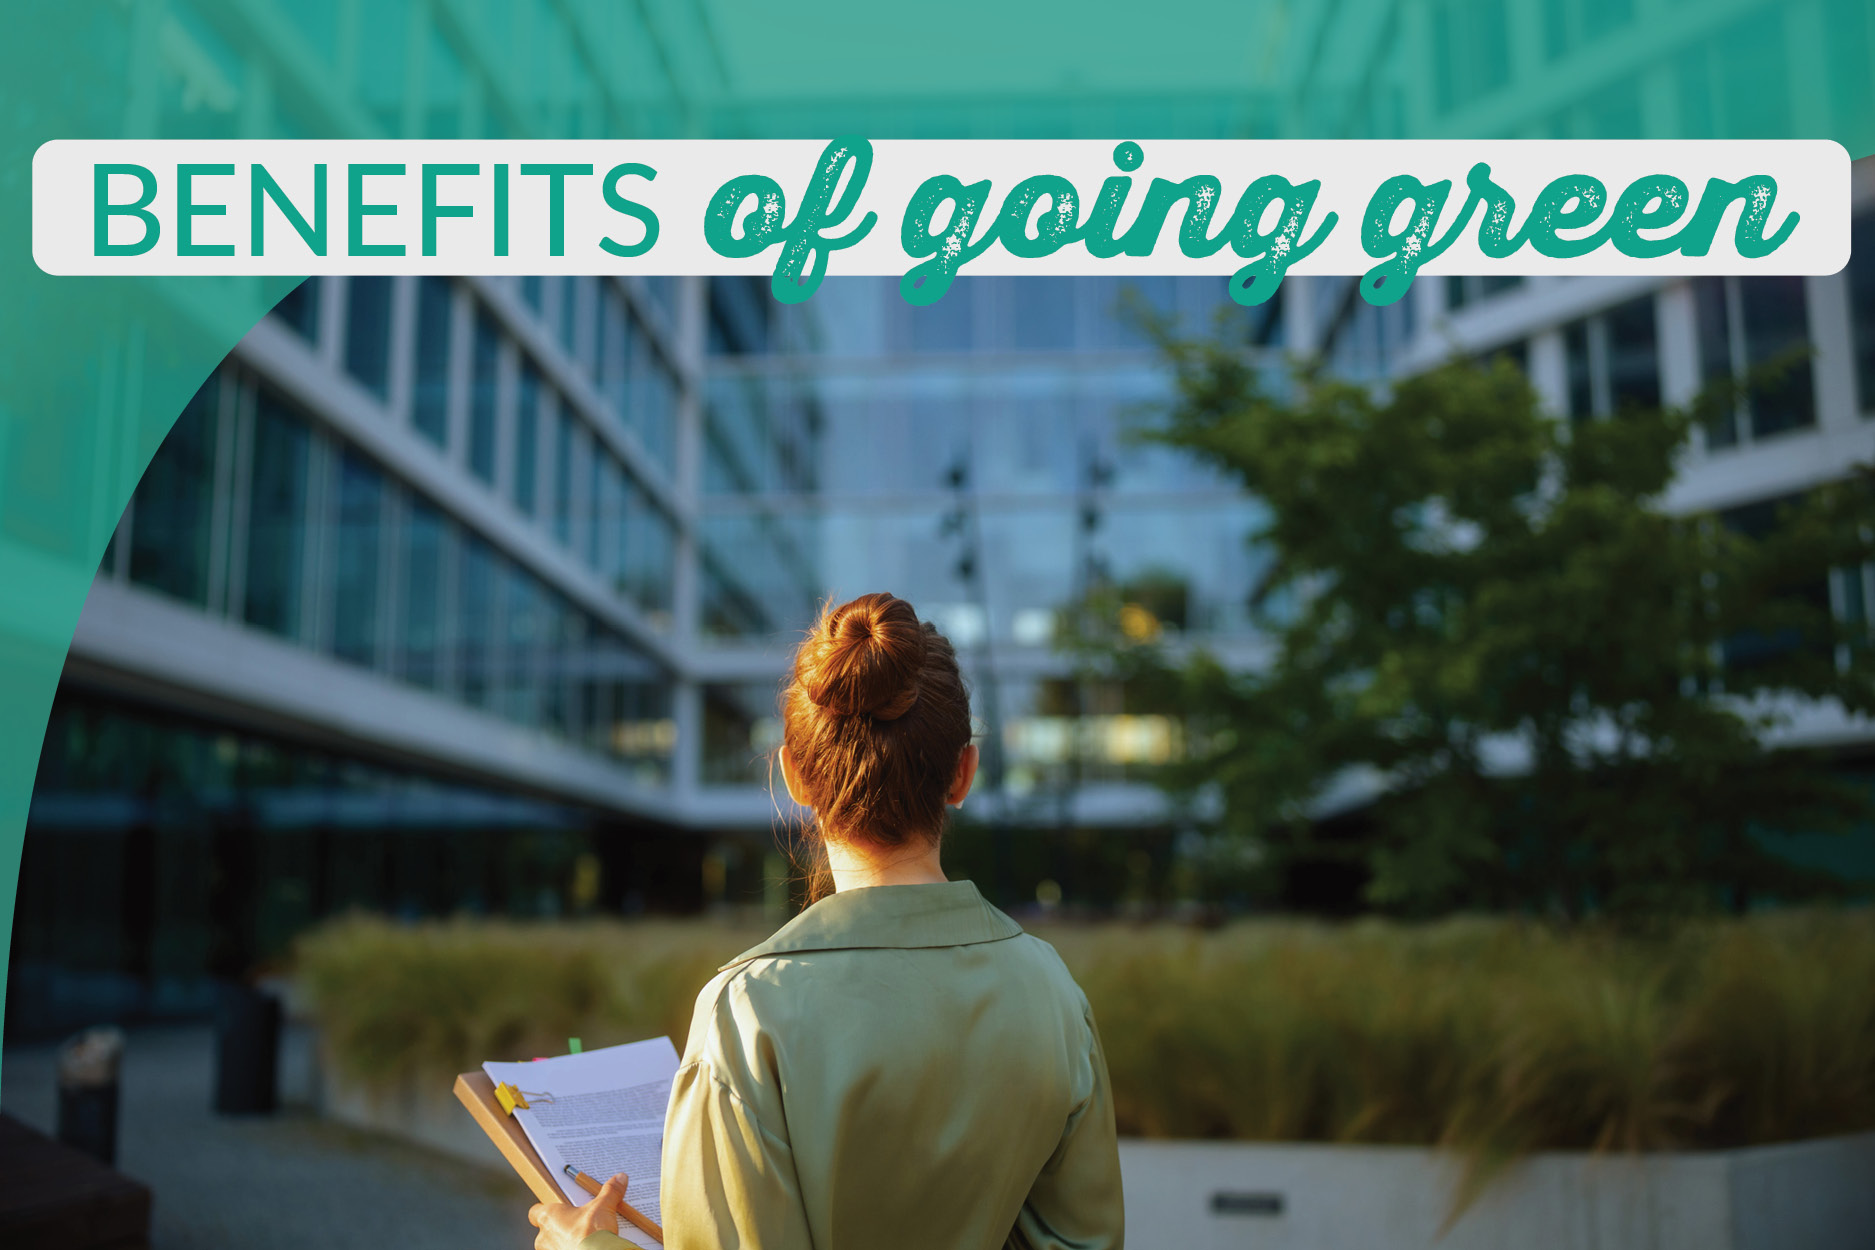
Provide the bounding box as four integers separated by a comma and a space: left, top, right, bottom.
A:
495, 1082, 530, 1115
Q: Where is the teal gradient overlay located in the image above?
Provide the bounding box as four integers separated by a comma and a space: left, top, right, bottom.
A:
2, 0, 1871, 1064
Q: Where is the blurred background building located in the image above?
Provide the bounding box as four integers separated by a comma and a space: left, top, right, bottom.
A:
11, 0, 1875, 1035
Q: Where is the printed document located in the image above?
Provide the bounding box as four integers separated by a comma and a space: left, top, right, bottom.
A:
484, 1037, 681, 1249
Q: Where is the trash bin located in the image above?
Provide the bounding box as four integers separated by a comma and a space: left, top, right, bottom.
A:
213, 981, 281, 1115
57, 1026, 125, 1165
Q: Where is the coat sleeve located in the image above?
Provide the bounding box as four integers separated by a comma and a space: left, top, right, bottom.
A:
659, 1057, 813, 1250
1007, 1009, 1126, 1250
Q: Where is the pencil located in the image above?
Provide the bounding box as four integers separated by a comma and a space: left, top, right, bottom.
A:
563, 1165, 664, 1244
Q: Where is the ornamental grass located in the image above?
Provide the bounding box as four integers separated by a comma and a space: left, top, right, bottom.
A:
296, 908, 1875, 1163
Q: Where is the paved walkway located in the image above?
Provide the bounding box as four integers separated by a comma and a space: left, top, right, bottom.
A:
2, 1025, 537, 1250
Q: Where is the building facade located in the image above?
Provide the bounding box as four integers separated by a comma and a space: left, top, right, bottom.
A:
13, 0, 1875, 1033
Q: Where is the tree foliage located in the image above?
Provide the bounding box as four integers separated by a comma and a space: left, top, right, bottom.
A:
1076, 332, 1875, 917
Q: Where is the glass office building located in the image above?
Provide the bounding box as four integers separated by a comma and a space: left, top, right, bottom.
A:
14, 0, 1875, 1032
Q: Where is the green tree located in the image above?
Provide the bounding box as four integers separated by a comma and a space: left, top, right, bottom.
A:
1079, 335, 1875, 918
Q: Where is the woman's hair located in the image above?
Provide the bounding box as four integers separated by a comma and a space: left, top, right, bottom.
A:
781, 593, 973, 894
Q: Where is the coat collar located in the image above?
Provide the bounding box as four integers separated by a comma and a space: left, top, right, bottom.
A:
721, 880, 1024, 970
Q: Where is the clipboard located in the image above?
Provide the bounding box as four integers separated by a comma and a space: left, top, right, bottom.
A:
453, 1070, 665, 1244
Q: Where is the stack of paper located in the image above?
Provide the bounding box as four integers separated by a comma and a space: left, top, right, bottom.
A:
483, 1037, 681, 1250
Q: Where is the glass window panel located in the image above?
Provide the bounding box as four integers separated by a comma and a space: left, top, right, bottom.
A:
499, 565, 541, 727
272, 279, 320, 342
624, 483, 675, 625
128, 374, 219, 605
243, 390, 312, 639
424, 27, 465, 139
582, 630, 672, 783
708, 276, 770, 356
521, 274, 543, 312
1739, 275, 1813, 438
332, 449, 383, 668
553, 401, 574, 547
1008, 278, 1076, 352
699, 511, 817, 640
1564, 319, 1593, 420
559, 276, 582, 361
703, 683, 778, 785
413, 276, 453, 447
469, 308, 500, 484
514, 359, 540, 516
1430, 0, 1510, 113
344, 276, 393, 399
598, 287, 632, 423
356, 0, 410, 135
158, 1, 244, 140
1605, 295, 1660, 412
594, 454, 624, 578
399, 498, 445, 688
643, 278, 677, 320
541, 592, 577, 739
584, 446, 604, 567
1849, 211, 1875, 412
457, 535, 495, 708
1693, 276, 1737, 448
283, 0, 342, 67
636, 342, 678, 474
1087, 277, 1176, 350
901, 281, 973, 352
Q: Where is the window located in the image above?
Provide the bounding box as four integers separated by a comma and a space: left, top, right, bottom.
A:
1560, 295, 1659, 421
272, 279, 320, 341
559, 277, 587, 363
356, 0, 409, 136
1850, 211, 1875, 412
612, 672, 675, 784
553, 403, 574, 547
598, 287, 632, 424
591, 632, 673, 782
423, 27, 465, 140
708, 276, 770, 356
1676, 9, 1790, 141
703, 683, 781, 784
514, 359, 541, 516
332, 449, 383, 668
1541, 0, 1633, 61
643, 277, 677, 320
128, 375, 219, 606
637, 343, 678, 474
344, 276, 393, 399
1444, 274, 1523, 312
1009, 278, 1076, 352
399, 499, 446, 689
1086, 278, 1178, 350
623, 483, 675, 624
521, 275, 543, 312
1430, 0, 1511, 114
469, 309, 500, 485
1694, 276, 1814, 448
594, 457, 625, 584
541, 593, 576, 739
413, 277, 453, 447
499, 565, 542, 727
1605, 297, 1660, 412
243, 390, 311, 639
1720, 493, 1831, 671
457, 535, 496, 708
158, 2, 243, 140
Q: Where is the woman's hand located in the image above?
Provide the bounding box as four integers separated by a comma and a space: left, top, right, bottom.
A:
527, 1174, 626, 1249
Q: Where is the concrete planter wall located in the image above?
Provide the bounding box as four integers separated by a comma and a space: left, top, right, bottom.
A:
1119, 1135, 1875, 1250
321, 1060, 510, 1173
319, 1066, 1875, 1250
